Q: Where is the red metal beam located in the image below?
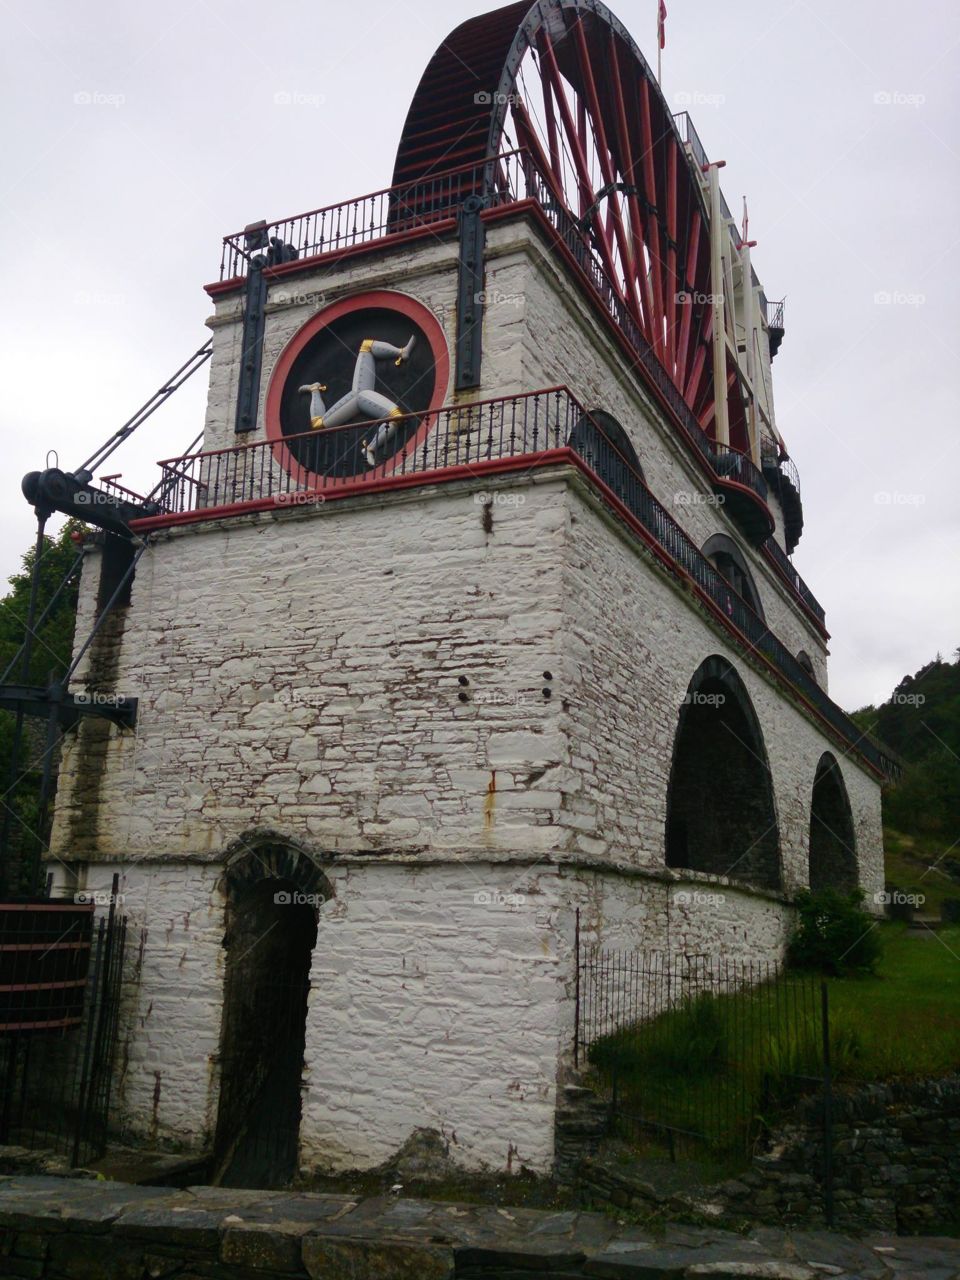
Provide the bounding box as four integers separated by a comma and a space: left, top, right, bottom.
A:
570, 17, 644, 329
537, 29, 626, 307
638, 78, 667, 362
675, 208, 700, 391
608, 33, 655, 341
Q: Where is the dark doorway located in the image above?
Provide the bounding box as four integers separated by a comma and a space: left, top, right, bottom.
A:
808, 753, 858, 892
213, 878, 318, 1188
665, 657, 782, 891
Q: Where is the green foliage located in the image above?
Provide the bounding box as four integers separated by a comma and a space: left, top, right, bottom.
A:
589, 992, 728, 1081
787, 888, 883, 976
0, 521, 85, 891
852, 648, 960, 839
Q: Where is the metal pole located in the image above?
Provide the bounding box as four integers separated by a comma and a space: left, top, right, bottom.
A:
820, 981, 834, 1228
574, 907, 581, 1068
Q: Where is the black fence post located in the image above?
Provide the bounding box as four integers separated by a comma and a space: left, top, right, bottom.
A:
820, 980, 834, 1228
574, 907, 581, 1069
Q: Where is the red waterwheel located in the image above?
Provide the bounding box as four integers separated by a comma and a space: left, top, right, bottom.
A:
392, 0, 751, 454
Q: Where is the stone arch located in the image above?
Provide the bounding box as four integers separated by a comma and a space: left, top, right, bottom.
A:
808, 753, 858, 892
219, 832, 334, 904
797, 649, 817, 683
665, 656, 782, 891
214, 834, 329, 1187
703, 533, 765, 619
569, 409, 644, 508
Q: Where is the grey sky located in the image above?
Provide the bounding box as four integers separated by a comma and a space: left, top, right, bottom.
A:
1, 0, 957, 711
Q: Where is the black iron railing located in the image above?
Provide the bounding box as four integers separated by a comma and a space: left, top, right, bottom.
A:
762, 536, 826, 628
215, 146, 776, 545
766, 296, 786, 330
575, 942, 832, 1169
219, 150, 536, 282
0, 882, 127, 1166
146, 388, 887, 775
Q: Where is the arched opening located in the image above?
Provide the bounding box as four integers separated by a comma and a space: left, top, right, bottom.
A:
213, 842, 330, 1188
808, 754, 858, 892
569, 409, 643, 508
797, 649, 817, 683
666, 656, 781, 891
703, 534, 765, 619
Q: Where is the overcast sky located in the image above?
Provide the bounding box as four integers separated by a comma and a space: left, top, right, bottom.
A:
1, 0, 957, 711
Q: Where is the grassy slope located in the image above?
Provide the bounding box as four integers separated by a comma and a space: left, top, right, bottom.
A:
825, 923, 960, 1079
884, 828, 960, 917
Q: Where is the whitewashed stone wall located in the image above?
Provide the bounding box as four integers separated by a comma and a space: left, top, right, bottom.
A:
47, 469, 881, 1173
201, 219, 827, 690
555, 476, 882, 899
44, 212, 882, 1174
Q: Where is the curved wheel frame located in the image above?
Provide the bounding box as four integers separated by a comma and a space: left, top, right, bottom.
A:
392, 0, 749, 449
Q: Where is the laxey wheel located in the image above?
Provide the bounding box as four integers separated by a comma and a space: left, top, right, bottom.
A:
392, 0, 751, 454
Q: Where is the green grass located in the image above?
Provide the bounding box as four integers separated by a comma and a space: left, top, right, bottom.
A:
884, 828, 960, 917
823, 922, 960, 1078
587, 925, 960, 1159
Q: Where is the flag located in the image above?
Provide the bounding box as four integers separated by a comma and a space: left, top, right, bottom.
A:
658, 0, 667, 49
741, 197, 749, 244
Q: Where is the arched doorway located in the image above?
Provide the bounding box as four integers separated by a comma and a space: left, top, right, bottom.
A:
702, 534, 765, 619
665, 657, 782, 891
808, 754, 858, 892
213, 842, 330, 1188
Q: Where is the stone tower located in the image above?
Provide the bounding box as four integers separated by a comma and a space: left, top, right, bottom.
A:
41, 0, 888, 1179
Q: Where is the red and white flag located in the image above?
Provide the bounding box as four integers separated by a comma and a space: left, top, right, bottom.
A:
658, 0, 667, 49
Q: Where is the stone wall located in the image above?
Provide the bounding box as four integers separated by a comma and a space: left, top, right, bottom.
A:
579, 1076, 960, 1235
45, 461, 881, 1174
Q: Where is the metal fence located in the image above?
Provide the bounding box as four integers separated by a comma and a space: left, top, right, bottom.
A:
575, 939, 833, 1184
0, 884, 127, 1167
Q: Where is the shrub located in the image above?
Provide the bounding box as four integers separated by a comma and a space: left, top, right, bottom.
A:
787, 888, 883, 976
588, 992, 728, 1080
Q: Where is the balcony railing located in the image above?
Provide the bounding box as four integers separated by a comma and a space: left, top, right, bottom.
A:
215, 145, 776, 546
762, 536, 826, 627
219, 150, 536, 282
142, 388, 887, 777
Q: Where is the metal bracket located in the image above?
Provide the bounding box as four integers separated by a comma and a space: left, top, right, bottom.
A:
455, 196, 486, 392
0, 683, 138, 731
